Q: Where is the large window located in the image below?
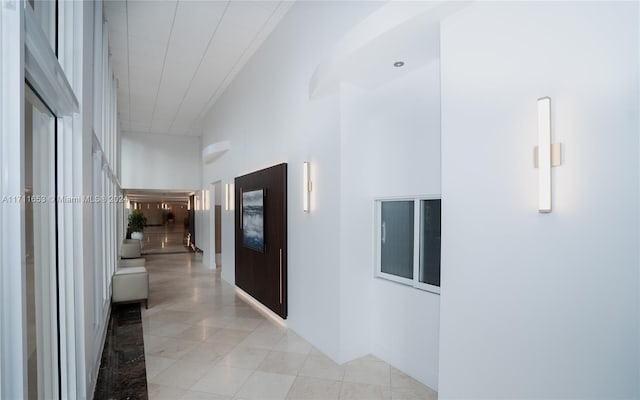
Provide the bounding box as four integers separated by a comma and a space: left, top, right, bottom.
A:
375, 197, 441, 294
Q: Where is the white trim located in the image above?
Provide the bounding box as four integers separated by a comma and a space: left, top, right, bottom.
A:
414, 281, 441, 295
92, 148, 103, 329
92, 2, 102, 140
30, 96, 59, 399
0, 4, 3, 395
0, 2, 27, 398
0, 7, 2, 394
57, 116, 78, 400
24, 3, 78, 116
412, 200, 421, 290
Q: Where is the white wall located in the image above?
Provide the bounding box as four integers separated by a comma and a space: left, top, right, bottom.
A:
438, 2, 640, 398
199, 1, 382, 361
195, 182, 221, 268
339, 60, 441, 388
199, 1, 444, 390
121, 132, 201, 190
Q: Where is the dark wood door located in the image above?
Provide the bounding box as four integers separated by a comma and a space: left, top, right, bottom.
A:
235, 163, 287, 318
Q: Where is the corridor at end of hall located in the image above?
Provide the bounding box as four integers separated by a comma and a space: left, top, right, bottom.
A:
139, 252, 437, 400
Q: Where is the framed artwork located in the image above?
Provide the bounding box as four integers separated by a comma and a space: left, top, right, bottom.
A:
242, 189, 264, 252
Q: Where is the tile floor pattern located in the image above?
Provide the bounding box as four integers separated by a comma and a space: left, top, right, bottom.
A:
143, 253, 438, 400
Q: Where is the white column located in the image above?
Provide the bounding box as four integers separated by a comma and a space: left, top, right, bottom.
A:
0, 1, 27, 398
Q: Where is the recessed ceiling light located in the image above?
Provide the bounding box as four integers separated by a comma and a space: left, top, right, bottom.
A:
393, 61, 405, 67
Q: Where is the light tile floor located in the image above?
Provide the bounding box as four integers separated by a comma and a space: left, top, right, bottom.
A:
140, 225, 192, 255
142, 253, 437, 400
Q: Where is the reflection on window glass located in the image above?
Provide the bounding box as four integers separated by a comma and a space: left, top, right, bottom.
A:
30, 0, 56, 52
419, 199, 441, 287
380, 201, 414, 279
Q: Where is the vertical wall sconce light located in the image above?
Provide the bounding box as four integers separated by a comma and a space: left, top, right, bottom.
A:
225, 183, 235, 211
225, 184, 230, 211
535, 97, 562, 213
203, 190, 210, 211
303, 161, 312, 212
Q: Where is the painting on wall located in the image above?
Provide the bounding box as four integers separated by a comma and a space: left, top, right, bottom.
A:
242, 189, 265, 252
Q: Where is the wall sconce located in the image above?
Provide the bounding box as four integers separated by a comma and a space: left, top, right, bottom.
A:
225, 183, 234, 211
303, 161, 312, 212
535, 97, 562, 213
203, 190, 210, 211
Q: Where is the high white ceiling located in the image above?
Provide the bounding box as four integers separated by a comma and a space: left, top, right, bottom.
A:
104, 0, 292, 136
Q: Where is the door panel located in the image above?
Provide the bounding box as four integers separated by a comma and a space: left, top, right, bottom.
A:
235, 164, 288, 318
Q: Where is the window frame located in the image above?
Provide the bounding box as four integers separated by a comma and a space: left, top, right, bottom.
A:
374, 196, 441, 295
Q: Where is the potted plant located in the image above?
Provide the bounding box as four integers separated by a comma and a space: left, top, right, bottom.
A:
128, 209, 147, 240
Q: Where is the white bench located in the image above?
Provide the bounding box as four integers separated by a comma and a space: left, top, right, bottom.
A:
112, 266, 149, 309
121, 240, 143, 259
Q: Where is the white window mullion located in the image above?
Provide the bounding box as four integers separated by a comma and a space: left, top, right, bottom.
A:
57, 118, 77, 400
110, 181, 114, 279
92, 3, 102, 138
101, 27, 108, 149
92, 150, 102, 328
374, 202, 382, 278
0, 5, 3, 396
412, 200, 421, 287
0, 3, 27, 398
57, 0, 74, 84
107, 62, 113, 166
101, 165, 107, 302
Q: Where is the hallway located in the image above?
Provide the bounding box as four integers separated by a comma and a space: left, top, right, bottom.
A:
141, 253, 437, 399
140, 225, 192, 255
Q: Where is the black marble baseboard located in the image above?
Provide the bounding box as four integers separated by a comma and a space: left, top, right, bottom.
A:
94, 303, 148, 400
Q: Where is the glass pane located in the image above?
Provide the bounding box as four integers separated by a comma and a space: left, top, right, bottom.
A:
380, 201, 414, 279
30, 0, 56, 52
419, 199, 441, 287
